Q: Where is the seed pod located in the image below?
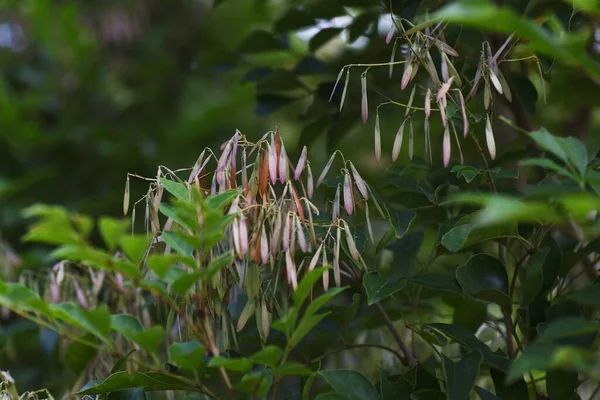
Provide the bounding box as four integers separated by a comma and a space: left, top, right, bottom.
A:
344, 222, 360, 260
392, 121, 405, 162
294, 146, 308, 181
216, 141, 232, 185
436, 76, 454, 102
322, 248, 329, 291
123, 176, 130, 216
334, 227, 341, 287
401, 62, 413, 90
115, 273, 124, 293
239, 216, 249, 257
285, 251, 298, 291
443, 53, 462, 87
386, 25, 395, 44
296, 217, 308, 253
260, 226, 269, 264
308, 244, 323, 271
330, 68, 345, 103
268, 142, 277, 185
261, 298, 270, 339
497, 69, 512, 102
278, 143, 289, 183
438, 97, 447, 128
317, 153, 336, 187
307, 164, 314, 199
485, 115, 496, 160
271, 212, 282, 256
425, 89, 431, 119
340, 68, 350, 112
236, 300, 255, 332
405, 85, 416, 117
434, 38, 459, 57
50, 274, 60, 304
361, 73, 368, 123
374, 113, 381, 162
443, 125, 451, 168
231, 131, 240, 171
283, 213, 291, 252
425, 52, 441, 87
343, 173, 354, 216
389, 39, 397, 78
424, 118, 432, 164
441, 52, 449, 82
365, 202, 375, 244
258, 150, 269, 198
408, 118, 414, 160
484, 78, 491, 110
73, 280, 89, 309
332, 184, 341, 222
349, 162, 368, 200
489, 69, 503, 95
458, 90, 469, 137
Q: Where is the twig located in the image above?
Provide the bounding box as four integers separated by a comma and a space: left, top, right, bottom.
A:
308, 343, 405, 365
374, 303, 418, 367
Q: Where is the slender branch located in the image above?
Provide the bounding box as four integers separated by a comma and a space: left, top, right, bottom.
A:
374, 303, 417, 367
309, 343, 405, 365
470, 134, 497, 193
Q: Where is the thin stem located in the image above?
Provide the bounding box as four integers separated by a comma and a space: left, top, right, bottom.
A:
374, 302, 418, 367
470, 134, 497, 193
309, 343, 405, 364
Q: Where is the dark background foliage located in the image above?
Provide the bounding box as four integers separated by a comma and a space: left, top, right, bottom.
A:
2, 0, 600, 397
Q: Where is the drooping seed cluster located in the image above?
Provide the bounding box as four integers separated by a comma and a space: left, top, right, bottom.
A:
333, 20, 518, 167
138, 128, 377, 294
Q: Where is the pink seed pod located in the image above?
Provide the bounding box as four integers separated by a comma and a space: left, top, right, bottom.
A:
268, 141, 277, 185
443, 125, 451, 168
294, 146, 308, 181
343, 173, 354, 216
425, 89, 431, 119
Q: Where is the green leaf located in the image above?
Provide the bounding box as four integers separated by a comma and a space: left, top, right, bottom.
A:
441, 222, 517, 252
363, 273, 407, 305
0, 282, 51, 315
235, 370, 273, 397
451, 165, 480, 183
290, 312, 329, 347
168, 342, 205, 371
171, 272, 202, 295
519, 158, 578, 181
161, 231, 194, 257
294, 267, 327, 308
207, 356, 252, 372
119, 235, 151, 264
273, 362, 313, 376
319, 370, 380, 400
448, 194, 557, 226
50, 304, 111, 343
456, 254, 510, 308
146, 254, 195, 279
546, 370, 578, 400
205, 189, 239, 211
249, 345, 282, 368
76, 371, 196, 394
159, 203, 193, 230
98, 217, 130, 252
520, 248, 551, 306
538, 316, 600, 341
427, 323, 510, 371
111, 314, 164, 354
409, 274, 462, 295
65, 334, 98, 374
442, 351, 483, 400
387, 209, 417, 239
566, 281, 600, 307
305, 287, 347, 318
203, 252, 234, 280
160, 178, 189, 201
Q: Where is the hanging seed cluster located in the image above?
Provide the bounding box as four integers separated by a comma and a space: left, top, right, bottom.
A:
124, 128, 382, 331
332, 20, 520, 167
